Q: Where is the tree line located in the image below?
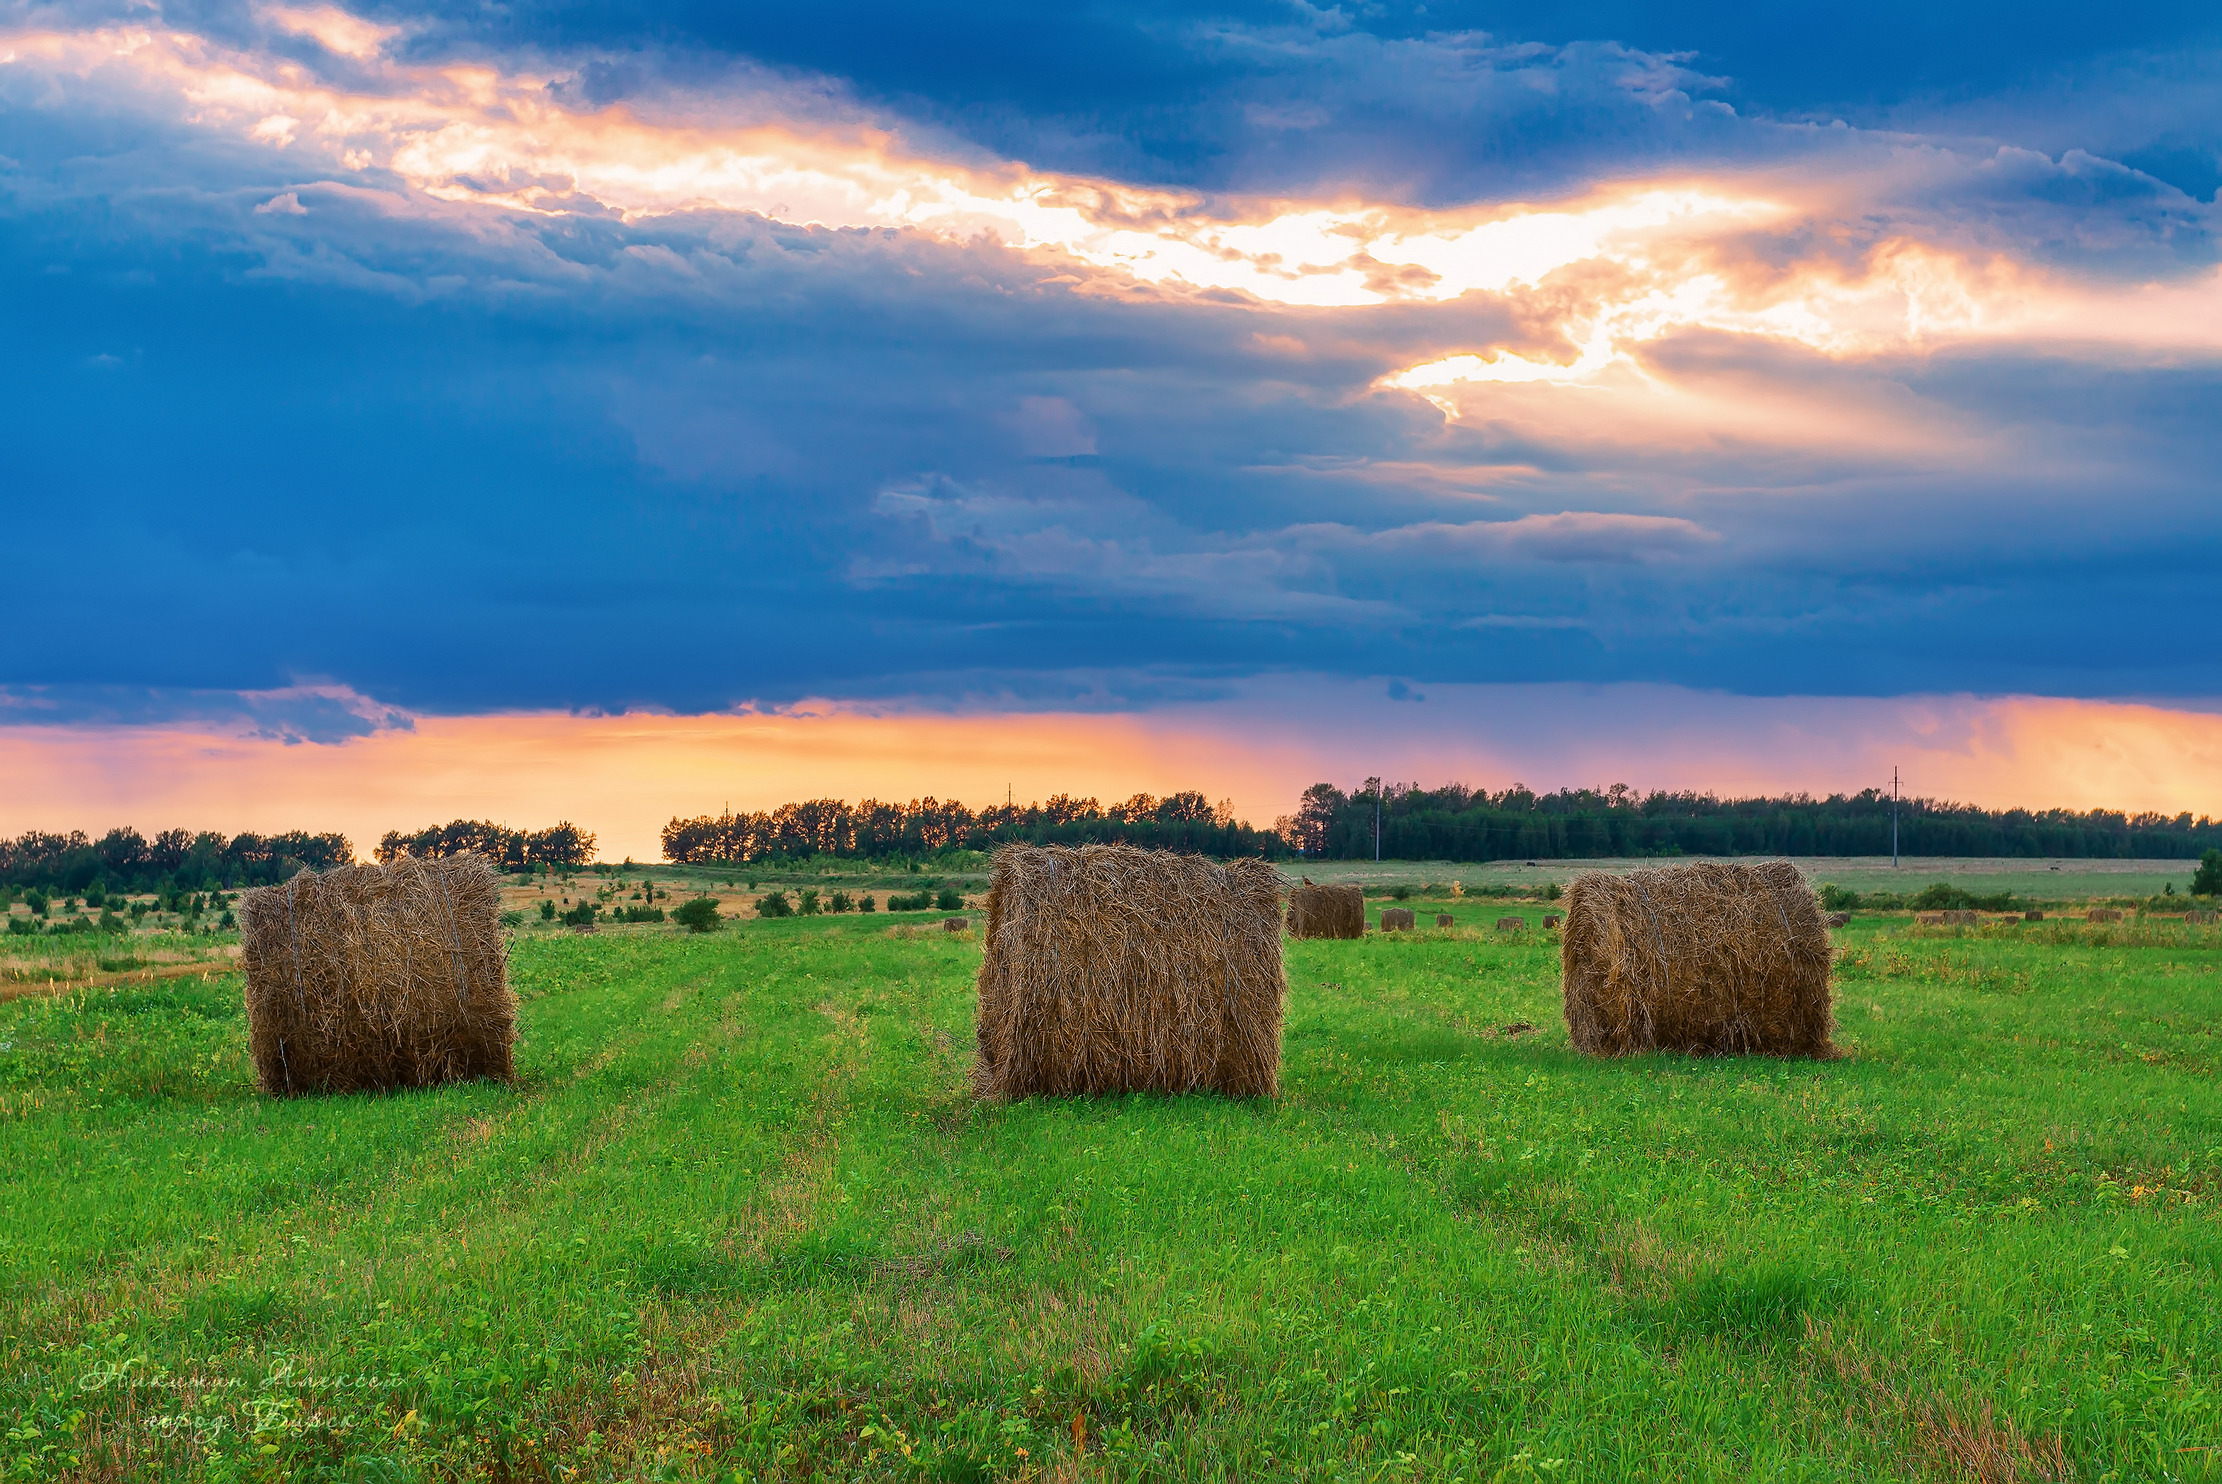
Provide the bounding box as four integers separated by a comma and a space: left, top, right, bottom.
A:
375, 820, 597, 869
1280, 780, 2222, 861
0, 828, 355, 893
661, 792, 1281, 863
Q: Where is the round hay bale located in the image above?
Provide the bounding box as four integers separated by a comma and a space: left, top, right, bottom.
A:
1542, 914, 1562, 930
2087, 908, 2124, 923
943, 916, 970, 932
2024, 911, 2046, 921
1940, 909, 1979, 925
238, 855, 514, 1097
1823, 911, 1851, 928
2188, 910, 2217, 924
1286, 882, 1365, 939
1494, 916, 1526, 932
1435, 913, 1454, 928
971, 844, 1285, 1100
1560, 860, 1831, 1059
1915, 913, 1944, 927
1379, 907, 1416, 931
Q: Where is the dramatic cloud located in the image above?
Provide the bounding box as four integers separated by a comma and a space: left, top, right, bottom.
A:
0, 0, 2217, 820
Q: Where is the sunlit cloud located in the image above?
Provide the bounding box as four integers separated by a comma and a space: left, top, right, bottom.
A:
8, 13, 2219, 382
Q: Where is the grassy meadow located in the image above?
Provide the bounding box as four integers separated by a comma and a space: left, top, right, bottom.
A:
3, 889, 2221, 1482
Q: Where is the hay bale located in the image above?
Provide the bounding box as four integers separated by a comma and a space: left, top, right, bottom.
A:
1287, 881, 1364, 939
943, 916, 970, 932
1941, 909, 1979, 925
2188, 910, 2217, 925
1435, 913, 1454, 928
239, 855, 514, 1097
1495, 916, 1526, 932
1543, 914, 1562, 930
1559, 860, 1831, 1059
970, 844, 1285, 1099
2023, 911, 2046, 921
1915, 912, 1944, 926
1823, 911, 1851, 928
1380, 907, 1416, 930
2087, 908, 2124, 923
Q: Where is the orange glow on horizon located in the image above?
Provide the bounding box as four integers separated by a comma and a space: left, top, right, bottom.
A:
3, 691, 2219, 864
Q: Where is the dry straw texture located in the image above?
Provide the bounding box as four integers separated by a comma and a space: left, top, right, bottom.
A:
2087, 909, 2124, 923
972, 844, 1286, 1099
1286, 881, 1364, 939
1380, 907, 1416, 931
239, 855, 514, 1097
1494, 916, 1526, 932
1560, 860, 1833, 1058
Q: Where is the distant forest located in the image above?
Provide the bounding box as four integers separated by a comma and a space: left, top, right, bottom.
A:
662, 792, 1279, 863
0, 828, 354, 892
376, 819, 597, 869
1281, 781, 2222, 861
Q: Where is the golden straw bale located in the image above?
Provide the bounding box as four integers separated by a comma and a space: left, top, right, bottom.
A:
1380, 907, 1416, 931
1494, 916, 1526, 932
971, 844, 1286, 1100
1915, 913, 1944, 926
2087, 908, 2124, 923
1560, 860, 1832, 1058
1286, 882, 1365, 939
1941, 910, 1979, 925
2188, 910, 2217, 925
238, 855, 514, 1097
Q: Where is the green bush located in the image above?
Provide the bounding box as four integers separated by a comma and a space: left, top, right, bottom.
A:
6, 917, 38, 937
798, 888, 822, 916
23, 889, 48, 918
934, 887, 964, 911
1544, 881, 1563, 901
827, 890, 853, 912
886, 890, 931, 911
560, 901, 599, 927
2193, 849, 2222, 897
1909, 882, 2017, 913
1391, 884, 1411, 901
858, 894, 876, 913
757, 890, 793, 918
616, 905, 666, 923
1818, 883, 1861, 912
540, 899, 556, 921
498, 910, 525, 928
673, 897, 722, 933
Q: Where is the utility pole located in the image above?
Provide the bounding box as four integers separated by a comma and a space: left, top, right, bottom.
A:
1374, 777, 1383, 862
1891, 766, 1899, 869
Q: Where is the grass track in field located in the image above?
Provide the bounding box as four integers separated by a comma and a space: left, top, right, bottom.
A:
2, 912, 2219, 1481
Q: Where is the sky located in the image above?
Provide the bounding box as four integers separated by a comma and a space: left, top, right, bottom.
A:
3, 0, 2219, 851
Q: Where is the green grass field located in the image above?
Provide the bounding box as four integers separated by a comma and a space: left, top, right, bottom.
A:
4, 903, 2220, 1482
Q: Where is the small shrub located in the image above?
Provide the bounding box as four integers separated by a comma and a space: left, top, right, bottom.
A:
827, 890, 853, 912
673, 896, 722, 932
1817, 883, 1860, 912
886, 890, 931, 911
798, 888, 823, 916
934, 887, 964, 911
217, 910, 236, 930
6, 917, 38, 936
616, 905, 665, 923
1544, 881, 1563, 901
560, 901, 599, 927
858, 894, 876, 913
757, 890, 793, 918
539, 899, 556, 920
85, 880, 107, 907
498, 909, 525, 928
23, 889, 48, 918
1391, 885, 1411, 901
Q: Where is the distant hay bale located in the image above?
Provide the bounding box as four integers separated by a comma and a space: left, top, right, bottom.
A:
970, 844, 1285, 1100
1941, 910, 1979, 925
2024, 911, 2046, 921
1495, 916, 1526, 932
2087, 908, 2124, 923
1380, 907, 1416, 931
239, 855, 514, 1097
1915, 913, 1944, 927
2188, 910, 2217, 924
943, 916, 970, 932
1286, 881, 1364, 939
1823, 911, 1851, 928
1435, 913, 1454, 928
1543, 914, 1562, 930
1560, 860, 1832, 1059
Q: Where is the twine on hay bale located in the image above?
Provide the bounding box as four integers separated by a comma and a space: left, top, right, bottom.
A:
238, 855, 514, 1097
1560, 860, 1832, 1059
1286, 880, 1364, 939
971, 844, 1285, 1099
